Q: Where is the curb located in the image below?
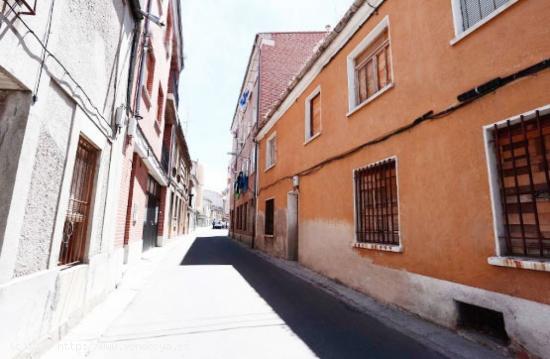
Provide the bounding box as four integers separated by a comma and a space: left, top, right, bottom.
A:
239, 242, 510, 359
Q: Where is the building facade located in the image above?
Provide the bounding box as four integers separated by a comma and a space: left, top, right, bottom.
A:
0, 0, 138, 356
229, 31, 326, 247
163, 112, 192, 242
0, 0, 189, 356
254, 0, 550, 357
203, 189, 225, 225
116, 0, 186, 262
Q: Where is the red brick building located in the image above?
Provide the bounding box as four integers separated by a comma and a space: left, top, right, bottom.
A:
117, 0, 187, 263
229, 31, 326, 247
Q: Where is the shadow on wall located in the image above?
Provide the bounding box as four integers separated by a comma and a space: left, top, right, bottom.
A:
180, 235, 442, 359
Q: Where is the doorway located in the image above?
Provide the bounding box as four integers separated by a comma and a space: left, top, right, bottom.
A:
142, 176, 160, 251
287, 191, 299, 261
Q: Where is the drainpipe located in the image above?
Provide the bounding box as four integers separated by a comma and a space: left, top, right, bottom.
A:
133, 0, 153, 120
251, 43, 261, 250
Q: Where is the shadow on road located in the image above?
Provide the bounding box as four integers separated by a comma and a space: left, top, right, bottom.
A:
181, 235, 442, 359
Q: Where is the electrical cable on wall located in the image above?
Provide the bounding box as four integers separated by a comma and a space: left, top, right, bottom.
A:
258, 58, 550, 195
0, 1, 114, 139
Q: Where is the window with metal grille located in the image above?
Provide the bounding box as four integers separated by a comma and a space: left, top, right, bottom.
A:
459, 0, 511, 31
492, 111, 550, 258
59, 137, 98, 266
354, 158, 399, 245
265, 199, 274, 236
354, 29, 392, 105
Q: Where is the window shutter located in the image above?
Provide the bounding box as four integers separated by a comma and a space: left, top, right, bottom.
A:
366, 59, 377, 97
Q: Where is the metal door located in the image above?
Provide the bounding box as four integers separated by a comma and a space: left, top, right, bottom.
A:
142, 176, 160, 251
59, 137, 98, 265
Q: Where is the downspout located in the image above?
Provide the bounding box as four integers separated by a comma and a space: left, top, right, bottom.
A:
126, 0, 144, 117
133, 0, 153, 120
251, 44, 261, 249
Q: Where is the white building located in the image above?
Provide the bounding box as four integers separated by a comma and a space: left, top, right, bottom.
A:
0, 1, 139, 356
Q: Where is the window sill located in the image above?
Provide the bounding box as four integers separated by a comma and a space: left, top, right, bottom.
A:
450, 0, 519, 46
304, 132, 321, 146
488, 256, 550, 272
346, 83, 394, 118
264, 234, 274, 240
264, 163, 276, 172
353, 242, 402, 253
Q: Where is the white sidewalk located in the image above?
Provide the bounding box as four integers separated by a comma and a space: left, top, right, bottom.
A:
41, 228, 315, 359
41, 228, 207, 359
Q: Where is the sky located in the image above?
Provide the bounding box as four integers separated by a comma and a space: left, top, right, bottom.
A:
179, 0, 355, 193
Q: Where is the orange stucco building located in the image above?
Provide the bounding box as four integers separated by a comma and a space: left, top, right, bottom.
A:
253, 0, 550, 356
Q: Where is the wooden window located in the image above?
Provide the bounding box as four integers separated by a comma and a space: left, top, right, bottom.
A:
306, 89, 321, 140
59, 137, 98, 266
157, 86, 165, 123
492, 112, 550, 258
265, 199, 274, 236
354, 158, 399, 245
354, 29, 392, 105
459, 0, 511, 31
146, 50, 155, 95
266, 134, 277, 169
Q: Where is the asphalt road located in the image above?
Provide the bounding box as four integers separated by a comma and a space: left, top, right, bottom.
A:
178, 234, 444, 359
55, 232, 447, 359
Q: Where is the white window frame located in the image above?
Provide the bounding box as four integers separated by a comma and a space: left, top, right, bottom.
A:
250, 147, 256, 174
483, 104, 550, 272
265, 132, 277, 171
346, 15, 393, 116
242, 158, 249, 175
304, 85, 322, 144
352, 155, 402, 253
450, 0, 518, 45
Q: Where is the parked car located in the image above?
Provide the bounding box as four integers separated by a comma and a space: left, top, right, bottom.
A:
212, 220, 223, 229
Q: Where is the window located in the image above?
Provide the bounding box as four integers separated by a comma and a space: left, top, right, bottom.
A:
59, 137, 98, 265
490, 111, 550, 258
157, 86, 165, 123
354, 158, 399, 246
305, 86, 321, 141
457, 0, 511, 32
265, 199, 274, 235
250, 147, 256, 174
242, 159, 249, 175
346, 16, 392, 112
145, 49, 155, 95
355, 30, 391, 105
266, 133, 277, 169
243, 202, 248, 232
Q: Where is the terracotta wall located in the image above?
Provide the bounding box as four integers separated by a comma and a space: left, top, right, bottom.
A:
257, 0, 550, 305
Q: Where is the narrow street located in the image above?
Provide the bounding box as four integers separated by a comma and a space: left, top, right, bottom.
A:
47, 230, 448, 359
